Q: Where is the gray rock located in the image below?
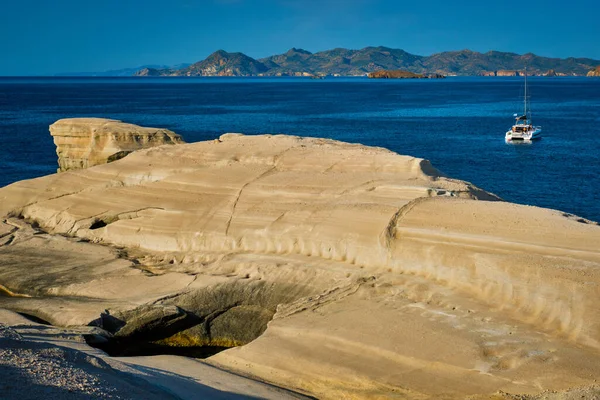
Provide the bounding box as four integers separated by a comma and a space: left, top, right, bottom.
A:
110, 304, 193, 341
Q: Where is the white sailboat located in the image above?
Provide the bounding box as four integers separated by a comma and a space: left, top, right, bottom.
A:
505, 68, 542, 142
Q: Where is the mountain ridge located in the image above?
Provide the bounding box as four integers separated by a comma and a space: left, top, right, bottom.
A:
130, 47, 600, 77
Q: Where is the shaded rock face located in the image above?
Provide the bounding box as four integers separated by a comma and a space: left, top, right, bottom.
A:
88, 280, 310, 357
49, 118, 184, 172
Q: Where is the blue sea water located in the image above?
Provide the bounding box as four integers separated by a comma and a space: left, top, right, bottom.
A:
1, 76, 599, 222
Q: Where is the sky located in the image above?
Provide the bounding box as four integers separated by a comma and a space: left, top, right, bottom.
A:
1, 0, 599, 75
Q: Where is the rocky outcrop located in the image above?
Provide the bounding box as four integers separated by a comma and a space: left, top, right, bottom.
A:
367, 70, 445, 79
496, 69, 519, 76
1, 133, 600, 399
368, 69, 424, 78
49, 118, 184, 172
587, 66, 600, 77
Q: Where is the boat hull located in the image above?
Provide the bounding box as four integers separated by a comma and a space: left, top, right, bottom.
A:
505, 127, 542, 142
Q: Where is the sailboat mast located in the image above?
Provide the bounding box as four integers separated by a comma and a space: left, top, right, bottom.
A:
523, 67, 527, 119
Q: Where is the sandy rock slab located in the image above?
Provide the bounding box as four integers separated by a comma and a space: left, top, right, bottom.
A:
0, 133, 600, 399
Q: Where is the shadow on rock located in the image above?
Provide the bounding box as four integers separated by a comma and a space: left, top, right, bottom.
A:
86, 279, 314, 358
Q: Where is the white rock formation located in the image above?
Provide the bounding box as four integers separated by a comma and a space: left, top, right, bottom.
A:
49, 118, 184, 172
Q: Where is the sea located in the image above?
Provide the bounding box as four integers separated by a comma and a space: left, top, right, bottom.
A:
1, 76, 599, 222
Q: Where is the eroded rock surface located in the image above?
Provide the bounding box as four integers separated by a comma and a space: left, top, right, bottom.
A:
49, 118, 184, 172
1, 133, 600, 399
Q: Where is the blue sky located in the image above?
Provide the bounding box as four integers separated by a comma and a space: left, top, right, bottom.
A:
1, 0, 599, 75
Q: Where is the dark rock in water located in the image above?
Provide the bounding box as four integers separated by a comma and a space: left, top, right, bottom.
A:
368, 69, 425, 79
367, 69, 445, 79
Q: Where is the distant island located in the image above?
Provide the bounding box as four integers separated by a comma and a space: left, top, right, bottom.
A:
132, 47, 600, 78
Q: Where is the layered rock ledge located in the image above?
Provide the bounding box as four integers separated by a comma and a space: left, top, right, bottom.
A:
1, 132, 600, 399
50, 118, 184, 172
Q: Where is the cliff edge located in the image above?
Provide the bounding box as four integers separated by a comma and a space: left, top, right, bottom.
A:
49, 118, 184, 172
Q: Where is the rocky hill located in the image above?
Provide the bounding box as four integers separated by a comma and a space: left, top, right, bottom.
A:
258, 46, 424, 76
587, 65, 600, 76
137, 50, 269, 77
421, 49, 600, 76
135, 47, 600, 77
